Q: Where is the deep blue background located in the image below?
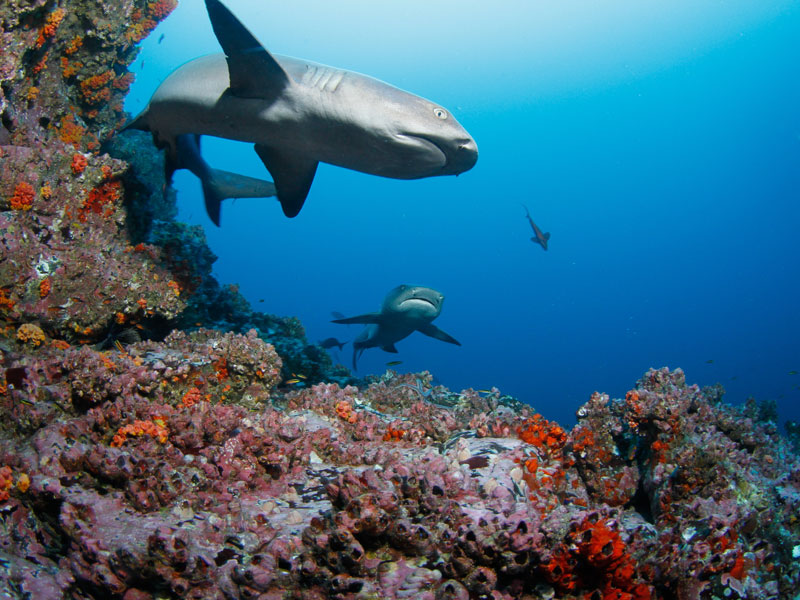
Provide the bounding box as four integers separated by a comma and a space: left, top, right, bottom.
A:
126, 1, 800, 428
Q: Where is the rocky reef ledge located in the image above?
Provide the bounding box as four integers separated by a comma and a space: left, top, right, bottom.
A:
1, 2, 799, 599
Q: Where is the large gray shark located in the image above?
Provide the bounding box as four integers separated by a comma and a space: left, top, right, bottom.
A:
128, 0, 478, 223
332, 285, 460, 369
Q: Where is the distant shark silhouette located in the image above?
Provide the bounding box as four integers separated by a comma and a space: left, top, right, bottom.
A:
128, 0, 478, 224
522, 204, 550, 250
173, 134, 277, 225
332, 285, 460, 370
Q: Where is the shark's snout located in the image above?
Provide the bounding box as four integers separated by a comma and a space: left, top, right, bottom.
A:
451, 137, 478, 174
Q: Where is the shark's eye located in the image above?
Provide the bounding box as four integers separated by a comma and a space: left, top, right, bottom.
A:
433, 107, 448, 120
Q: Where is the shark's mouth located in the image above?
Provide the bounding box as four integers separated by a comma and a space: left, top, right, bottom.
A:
401, 296, 437, 310
397, 132, 478, 176
397, 134, 448, 170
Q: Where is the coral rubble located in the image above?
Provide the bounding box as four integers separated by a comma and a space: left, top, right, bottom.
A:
1, 2, 799, 600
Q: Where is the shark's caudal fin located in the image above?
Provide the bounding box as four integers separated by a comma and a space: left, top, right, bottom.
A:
200, 181, 223, 228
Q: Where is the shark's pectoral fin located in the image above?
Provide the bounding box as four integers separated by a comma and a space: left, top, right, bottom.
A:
205, 0, 291, 100
381, 343, 398, 353
417, 323, 461, 346
332, 313, 382, 325
254, 144, 318, 218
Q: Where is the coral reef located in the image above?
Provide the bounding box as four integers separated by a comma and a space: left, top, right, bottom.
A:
1, 2, 799, 600
1, 359, 799, 599
0, 0, 184, 340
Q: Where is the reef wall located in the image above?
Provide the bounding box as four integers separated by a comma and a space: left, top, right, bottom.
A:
1, 2, 799, 600
0, 0, 184, 338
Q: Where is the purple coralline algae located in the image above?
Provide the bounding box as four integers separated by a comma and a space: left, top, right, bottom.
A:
1, 2, 799, 600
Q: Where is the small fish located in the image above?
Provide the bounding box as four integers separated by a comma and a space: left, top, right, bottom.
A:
386, 360, 403, 367
94, 325, 141, 351
291, 373, 307, 380
158, 33, 165, 44
705, 359, 714, 364
319, 337, 347, 350
477, 389, 493, 394
789, 370, 798, 375
258, 299, 264, 303
284, 378, 302, 385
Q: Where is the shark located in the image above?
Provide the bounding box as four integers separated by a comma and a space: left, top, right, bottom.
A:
128, 0, 478, 224
173, 134, 277, 225
522, 204, 550, 251
332, 285, 460, 369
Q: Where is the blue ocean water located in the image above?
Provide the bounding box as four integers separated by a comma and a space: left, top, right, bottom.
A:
125, 0, 800, 429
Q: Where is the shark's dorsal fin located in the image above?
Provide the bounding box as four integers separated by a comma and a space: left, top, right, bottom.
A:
254, 144, 318, 217
332, 313, 382, 325
417, 323, 461, 346
205, 0, 290, 100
